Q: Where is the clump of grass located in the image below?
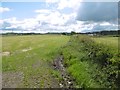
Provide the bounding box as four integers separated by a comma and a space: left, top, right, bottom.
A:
51, 70, 62, 81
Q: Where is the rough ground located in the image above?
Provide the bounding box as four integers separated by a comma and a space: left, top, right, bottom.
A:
2, 56, 75, 88
0, 52, 10, 56
2, 55, 74, 88
22, 47, 32, 52
2, 60, 60, 88
2, 72, 24, 88
53, 55, 75, 88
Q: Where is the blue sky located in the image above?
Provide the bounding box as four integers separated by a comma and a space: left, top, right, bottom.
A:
2, 2, 50, 19
0, 0, 119, 33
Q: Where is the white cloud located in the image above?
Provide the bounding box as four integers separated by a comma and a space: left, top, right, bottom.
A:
47, 11, 63, 25
80, 21, 118, 32
4, 17, 19, 24
100, 22, 111, 26
45, 0, 59, 3
57, 0, 82, 10
57, 0, 68, 10
35, 9, 51, 14
0, 7, 10, 13
2, 17, 39, 30
35, 9, 76, 26
1, 0, 82, 33
21, 18, 39, 29
0, 20, 3, 25
2, 1, 117, 33
1, 15, 118, 33
45, 0, 82, 12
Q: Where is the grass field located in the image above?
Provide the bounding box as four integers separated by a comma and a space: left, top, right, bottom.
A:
2, 35, 70, 88
92, 36, 118, 54
1, 34, 119, 88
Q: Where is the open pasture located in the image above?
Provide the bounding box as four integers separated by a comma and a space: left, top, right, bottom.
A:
2, 35, 70, 88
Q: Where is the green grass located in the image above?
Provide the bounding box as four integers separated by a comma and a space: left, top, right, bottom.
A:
92, 36, 118, 54
61, 36, 102, 88
2, 34, 119, 88
61, 35, 119, 88
2, 35, 70, 87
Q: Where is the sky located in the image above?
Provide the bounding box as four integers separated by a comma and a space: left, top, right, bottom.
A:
0, 0, 119, 33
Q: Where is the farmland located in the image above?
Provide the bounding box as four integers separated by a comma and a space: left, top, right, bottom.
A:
2, 35, 70, 88
1, 34, 119, 88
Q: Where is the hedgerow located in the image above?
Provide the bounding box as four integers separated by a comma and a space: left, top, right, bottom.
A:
61, 35, 119, 88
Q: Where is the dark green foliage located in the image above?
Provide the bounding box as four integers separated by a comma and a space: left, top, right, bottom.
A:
71, 31, 76, 35
61, 35, 119, 88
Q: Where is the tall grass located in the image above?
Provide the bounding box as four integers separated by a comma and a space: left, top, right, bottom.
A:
61, 35, 119, 88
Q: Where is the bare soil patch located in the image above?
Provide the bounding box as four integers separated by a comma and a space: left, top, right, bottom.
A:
22, 47, 32, 52
0, 52, 10, 56
2, 72, 24, 88
52, 55, 75, 88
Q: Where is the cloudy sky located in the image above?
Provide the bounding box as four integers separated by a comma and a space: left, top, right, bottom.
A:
0, 0, 119, 33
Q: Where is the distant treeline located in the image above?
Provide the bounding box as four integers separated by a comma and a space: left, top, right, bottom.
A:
1, 30, 120, 36
85, 30, 120, 36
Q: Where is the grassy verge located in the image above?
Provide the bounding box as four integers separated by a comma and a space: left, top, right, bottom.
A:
61, 35, 119, 88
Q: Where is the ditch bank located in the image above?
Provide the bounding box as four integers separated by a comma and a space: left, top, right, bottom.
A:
55, 35, 119, 88
52, 55, 75, 88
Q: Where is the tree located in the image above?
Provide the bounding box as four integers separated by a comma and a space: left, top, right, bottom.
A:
71, 31, 76, 35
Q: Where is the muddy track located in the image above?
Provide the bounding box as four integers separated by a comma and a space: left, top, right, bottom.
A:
53, 55, 75, 89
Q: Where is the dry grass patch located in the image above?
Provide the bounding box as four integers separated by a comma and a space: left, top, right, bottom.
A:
1, 52, 10, 56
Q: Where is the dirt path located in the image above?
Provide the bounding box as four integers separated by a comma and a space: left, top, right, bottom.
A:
53, 55, 75, 88
2, 61, 60, 88
2, 72, 24, 88
2, 55, 74, 88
